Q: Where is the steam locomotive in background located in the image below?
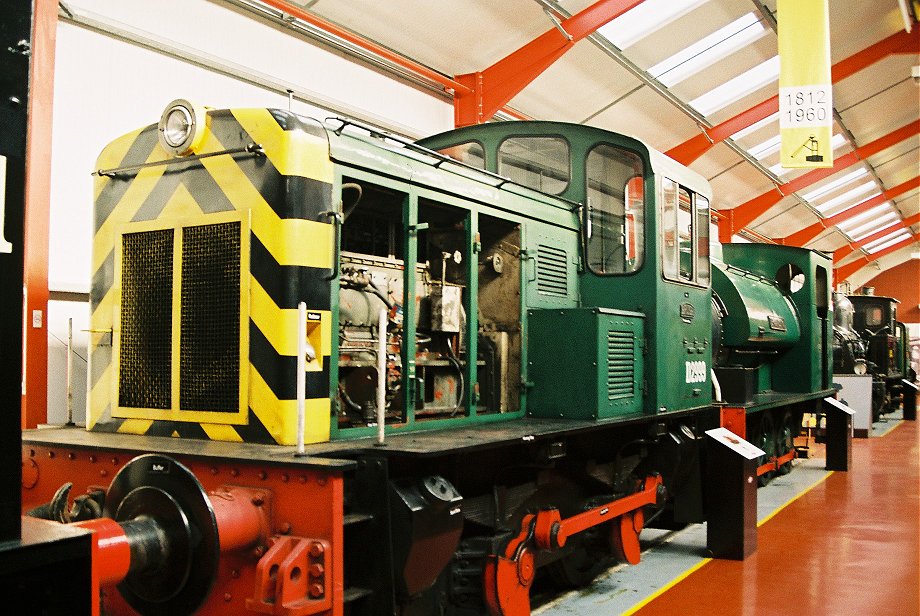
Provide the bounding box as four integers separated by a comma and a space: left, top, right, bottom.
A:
22, 101, 835, 615
833, 291, 915, 420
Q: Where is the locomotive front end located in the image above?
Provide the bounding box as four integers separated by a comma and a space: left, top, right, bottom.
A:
89, 101, 336, 445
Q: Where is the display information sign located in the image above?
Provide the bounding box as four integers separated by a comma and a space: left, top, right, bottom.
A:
823, 396, 854, 415
705, 427, 766, 460
778, 0, 833, 168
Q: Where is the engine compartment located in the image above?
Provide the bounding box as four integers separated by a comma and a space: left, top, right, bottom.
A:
336, 180, 522, 428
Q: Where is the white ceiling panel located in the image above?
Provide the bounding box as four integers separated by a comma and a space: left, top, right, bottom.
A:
749, 200, 817, 237
583, 85, 701, 151
508, 43, 645, 123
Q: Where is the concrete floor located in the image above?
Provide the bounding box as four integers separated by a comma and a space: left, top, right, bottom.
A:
536, 410, 915, 616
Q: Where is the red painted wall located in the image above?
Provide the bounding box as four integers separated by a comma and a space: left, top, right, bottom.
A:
861, 259, 920, 323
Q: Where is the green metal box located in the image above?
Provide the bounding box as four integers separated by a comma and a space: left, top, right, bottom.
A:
527, 308, 645, 420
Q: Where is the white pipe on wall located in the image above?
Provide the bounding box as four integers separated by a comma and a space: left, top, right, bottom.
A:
376, 308, 387, 446
296, 301, 307, 455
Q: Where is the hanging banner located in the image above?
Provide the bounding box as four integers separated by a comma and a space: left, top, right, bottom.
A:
778, 0, 833, 168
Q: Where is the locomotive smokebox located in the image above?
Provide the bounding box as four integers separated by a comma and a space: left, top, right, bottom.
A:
389, 475, 463, 598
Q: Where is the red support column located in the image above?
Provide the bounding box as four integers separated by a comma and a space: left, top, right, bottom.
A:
21, 0, 58, 428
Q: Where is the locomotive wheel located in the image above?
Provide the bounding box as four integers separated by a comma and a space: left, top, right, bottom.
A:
546, 520, 612, 589
756, 413, 777, 487
777, 412, 795, 475
521, 477, 612, 589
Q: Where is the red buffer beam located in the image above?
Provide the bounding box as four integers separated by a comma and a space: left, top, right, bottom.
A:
453, 0, 645, 126
834, 212, 920, 262
779, 175, 920, 246
834, 232, 920, 282
666, 27, 920, 165
718, 120, 920, 243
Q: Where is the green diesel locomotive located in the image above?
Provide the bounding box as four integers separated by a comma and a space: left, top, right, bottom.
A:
22, 102, 833, 616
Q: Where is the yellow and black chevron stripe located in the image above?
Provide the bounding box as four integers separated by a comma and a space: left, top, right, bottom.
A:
88, 108, 335, 446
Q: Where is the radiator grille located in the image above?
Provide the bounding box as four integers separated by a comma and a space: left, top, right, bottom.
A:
536, 244, 567, 296
607, 331, 635, 400
179, 222, 241, 412
119, 229, 174, 409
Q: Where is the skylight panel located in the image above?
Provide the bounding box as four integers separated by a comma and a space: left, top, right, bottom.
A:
836, 204, 894, 230
689, 56, 780, 116
748, 135, 781, 159
598, 0, 710, 50
814, 182, 879, 213
730, 112, 779, 140
865, 230, 911, 254
801, 168, 869, 202
768, 161, 791, 176
650, 13, 767, 87
849, 218, 899, 242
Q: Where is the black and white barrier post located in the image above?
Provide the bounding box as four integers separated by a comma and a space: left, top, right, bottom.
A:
704, 427, 764, 560
902, 380, 918, 421
823, 397, 853, 471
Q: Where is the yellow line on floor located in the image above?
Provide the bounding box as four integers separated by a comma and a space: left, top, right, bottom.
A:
757, 469, 834, 527
620, 557, 712, 616
873, 419, 903, 438
621, 465, 835, 615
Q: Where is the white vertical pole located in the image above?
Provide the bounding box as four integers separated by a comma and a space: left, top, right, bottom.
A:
66, 317, 74, 425
296, 302, 307, 455
376, 308, 387, 446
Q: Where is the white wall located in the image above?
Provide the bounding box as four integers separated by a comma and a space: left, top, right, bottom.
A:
50, 0, 454, 288
46, 300, 90, 425
45, 0, 454, 421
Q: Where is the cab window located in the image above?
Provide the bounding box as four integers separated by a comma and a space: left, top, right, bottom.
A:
437, 141, 485, 169
661, 178, 709, 286
497, 136, 569, 194
864, 306, 883, 327
585, 145, 644, 275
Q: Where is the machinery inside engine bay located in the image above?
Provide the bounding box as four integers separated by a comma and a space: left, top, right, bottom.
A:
336, 180, 523, 428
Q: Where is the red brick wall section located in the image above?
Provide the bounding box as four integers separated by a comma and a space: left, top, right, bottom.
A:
861, 259, 920, 324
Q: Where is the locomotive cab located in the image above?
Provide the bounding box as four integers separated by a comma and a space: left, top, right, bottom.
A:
420, 122, 715, 418
849, 294, 900, 378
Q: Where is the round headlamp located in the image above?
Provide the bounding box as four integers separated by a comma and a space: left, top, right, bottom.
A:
158, 99, 206, 156
853, 360, 867, 376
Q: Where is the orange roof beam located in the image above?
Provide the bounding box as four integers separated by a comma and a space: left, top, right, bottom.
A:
453, 0, 645, 126
834, 233, 920, 283
717, 119, 920, 243
779, 175, 920, 246
834, 211, 920, 262
260, 0, 472, 94
666, 27, 920, 165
